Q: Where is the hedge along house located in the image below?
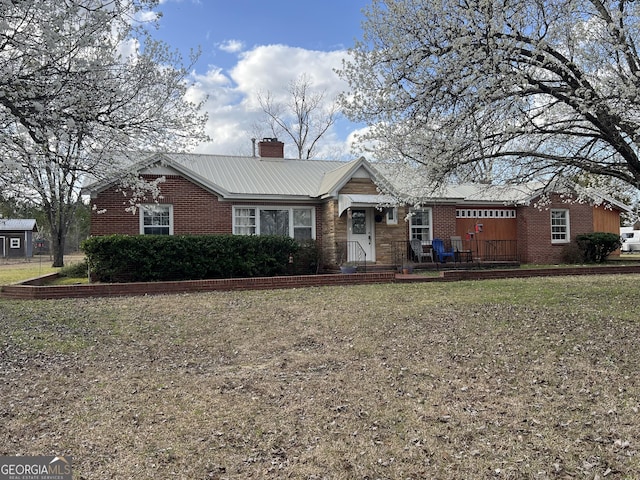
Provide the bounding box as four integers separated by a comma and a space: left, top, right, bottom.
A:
0, 219, 38, 259
84, 139, 629, 269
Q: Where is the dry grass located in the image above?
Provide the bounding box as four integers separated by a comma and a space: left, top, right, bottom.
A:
1, 276, 639, 479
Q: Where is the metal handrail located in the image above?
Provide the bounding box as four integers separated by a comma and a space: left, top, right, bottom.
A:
336, 241, 367, 271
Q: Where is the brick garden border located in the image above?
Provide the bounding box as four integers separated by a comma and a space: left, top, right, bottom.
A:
3, 264, 640, 300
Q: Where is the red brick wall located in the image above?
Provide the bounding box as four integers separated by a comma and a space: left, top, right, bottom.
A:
432, 205, 457, 241
517, 194, 594, 264
90, 176, 323, 246
6, 265, 640, 299
89, 175, 232, 236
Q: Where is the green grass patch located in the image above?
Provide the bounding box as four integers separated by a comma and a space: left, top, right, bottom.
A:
0, 259, 60, 285
0, 254, 86, 285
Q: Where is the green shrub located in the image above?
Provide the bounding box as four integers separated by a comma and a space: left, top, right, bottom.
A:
560, 242, 584, 264
290, 240, 321, 275
575, 232, 622, 263
81, 234, 300, 282
58, 260, 89, 278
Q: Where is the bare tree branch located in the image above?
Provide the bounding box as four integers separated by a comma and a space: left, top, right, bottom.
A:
257, 73, 339, 159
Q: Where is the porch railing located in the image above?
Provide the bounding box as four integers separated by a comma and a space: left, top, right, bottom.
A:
335, 241, 367, 271
473, 240, 519, 261
392, 240, 430, 268
392, 239, 519, 267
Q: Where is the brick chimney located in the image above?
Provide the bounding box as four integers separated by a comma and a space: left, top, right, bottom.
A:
258, 138, 285, 158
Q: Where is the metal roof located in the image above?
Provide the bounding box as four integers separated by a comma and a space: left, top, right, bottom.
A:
338, 194, 396, 215
83, 152, 631, 211
444, 183, 544, 204
162, 153, 353, 197
0, 219, 37, 232
84, 152, 367, 200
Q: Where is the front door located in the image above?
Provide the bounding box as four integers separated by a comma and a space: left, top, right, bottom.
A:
348, 208, 375, 262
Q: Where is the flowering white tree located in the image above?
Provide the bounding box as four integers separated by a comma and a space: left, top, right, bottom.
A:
339, 0, 640, 191
0, 0, 208, 266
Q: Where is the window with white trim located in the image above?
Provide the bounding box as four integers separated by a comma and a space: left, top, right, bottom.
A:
293, 208, 313, 240
386, 207, 398, 225
551, 209, 569, 243
233, 207, 315, 240
234, 208, 256, 235
140, 204, 173, 235
10, 238, 20, 248
410, 208, 432, 242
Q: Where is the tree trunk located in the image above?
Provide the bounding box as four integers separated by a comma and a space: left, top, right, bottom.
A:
51, 228, 66, 267
47, 202, 74, 268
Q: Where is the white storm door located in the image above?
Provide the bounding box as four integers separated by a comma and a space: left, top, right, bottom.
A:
348, 208, 375, 262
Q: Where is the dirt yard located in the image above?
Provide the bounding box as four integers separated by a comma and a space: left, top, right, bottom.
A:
1, 276, 639, 478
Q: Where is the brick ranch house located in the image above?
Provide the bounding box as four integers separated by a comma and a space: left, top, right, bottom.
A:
83, 139, 629, 269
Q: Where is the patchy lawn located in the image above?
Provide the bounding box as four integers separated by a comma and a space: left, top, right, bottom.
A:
1, 276, 639, 478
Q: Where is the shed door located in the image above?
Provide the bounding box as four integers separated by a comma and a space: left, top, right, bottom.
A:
0, 237, 4, 257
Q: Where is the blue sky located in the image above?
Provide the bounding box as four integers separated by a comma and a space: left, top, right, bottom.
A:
150, 0, 371, 158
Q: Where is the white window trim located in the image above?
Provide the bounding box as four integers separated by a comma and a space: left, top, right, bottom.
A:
409, 207, 433, 243
233, 206, 316, 240
551, 209, 570, 244
386, 207, 398, 225
139, 204, 174, 235
9, 238, 20, 249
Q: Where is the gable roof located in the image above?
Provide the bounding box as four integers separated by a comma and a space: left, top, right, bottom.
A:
0, 219, 37, 232
83, 152, 631, 211
83, 152, 383, 201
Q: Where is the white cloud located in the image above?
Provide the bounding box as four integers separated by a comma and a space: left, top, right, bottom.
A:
189, 44, 356, 159
136, 10, 160, 22
218, 39, 245, 54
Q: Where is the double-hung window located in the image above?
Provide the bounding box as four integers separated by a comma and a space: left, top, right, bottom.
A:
410, 208, 432, 242
234, 206, 314, 240
10, 238, 20, 249
293, 209, 313, 240
140, 204, 173, 235
551, 209, 569, 243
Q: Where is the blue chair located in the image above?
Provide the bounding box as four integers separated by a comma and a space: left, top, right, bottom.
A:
432, 238, 455, 263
